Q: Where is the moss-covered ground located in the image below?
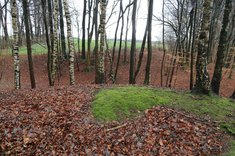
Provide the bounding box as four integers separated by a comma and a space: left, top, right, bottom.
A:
92, 86, 235, 155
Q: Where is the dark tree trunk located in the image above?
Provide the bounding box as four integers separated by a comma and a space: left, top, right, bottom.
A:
230, 89, 235, 99
133, 25, 147, 83
94, 0, 100, 82
110, 1, 122, 80
41, 0, 52, 86
82, 0, 87, 60
22, 0, 36, 88
211, 0, 232, 94
190, 1, 198, 90
160, 0, 166, 87
114, 0, 124, 81
144, 0, 153, 85
48, 0, 54, 58
59, 0, 67, 59
129, 0, 137, 84
87, 0, 94, 71
123, 0, 131, 64
0, 1, 9, 48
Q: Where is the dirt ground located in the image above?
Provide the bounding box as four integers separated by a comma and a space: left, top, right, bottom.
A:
0, 50, 234, 97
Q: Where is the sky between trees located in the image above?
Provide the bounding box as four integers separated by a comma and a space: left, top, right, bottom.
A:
0, 0, 162, 41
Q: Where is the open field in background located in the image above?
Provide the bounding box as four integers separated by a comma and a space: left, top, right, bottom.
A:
0, 39, 163, 55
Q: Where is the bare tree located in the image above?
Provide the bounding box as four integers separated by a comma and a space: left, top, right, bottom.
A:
22, 0, 36, 89
63, 0, 75, 85
82, 0, 87, 60
193, 0, 212, 94
51, 0, 59, 86
129, 0, 137, 84
59, 0, 67, 59
211, 0, 232, 94
95, 0, 106, 84
41, 0, 52, 86
10, 0, 20, 89
144, 0, 154, 85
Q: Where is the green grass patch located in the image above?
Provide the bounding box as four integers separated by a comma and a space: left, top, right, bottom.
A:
92, 86, 235, 125
92, 86, 235, 154
92, 86, 172, 122
1, 39, 164, 56
4, 43, 47, 55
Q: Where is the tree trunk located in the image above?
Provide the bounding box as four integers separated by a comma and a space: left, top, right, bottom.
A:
41, 0, 52, 86
123, 0, 131, 64
51, 0, 59, 86
193, 0, 211, 94
82, 0, 87, 60
0, 1, 9, 48
63, 0, 75, 85
133, 25, 147, 83
160, 0, 166, 87
22, 0, 36, 89
86, 0, 92, 71
10, 0, 20, 89
114, 0, 124, 81
110, 0, 122, 80
211, 0, 232, 94
190, 1, 198, 90
144, 0, 154, 85
95, 0, 106, 84
230, 89, 235, 99
94, 0, 99, 83
48, 0, 54, 54
129, 0, 137, 84
59, 0, 67, 59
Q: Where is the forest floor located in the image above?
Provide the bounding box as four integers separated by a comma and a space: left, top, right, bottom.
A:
0, 50, 235, 155
0, 50, 234, 97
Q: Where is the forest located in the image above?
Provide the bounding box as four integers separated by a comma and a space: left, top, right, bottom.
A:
0, 0, 235, 155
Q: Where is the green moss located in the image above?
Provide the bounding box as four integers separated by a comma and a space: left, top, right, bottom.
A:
92, 86, 235, 154
92, 86, 171, 122
92, 86, 235, 124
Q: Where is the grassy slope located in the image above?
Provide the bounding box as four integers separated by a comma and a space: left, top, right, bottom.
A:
91, 86, 235, 155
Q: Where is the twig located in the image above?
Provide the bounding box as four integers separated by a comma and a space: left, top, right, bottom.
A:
106, 123, 127, 132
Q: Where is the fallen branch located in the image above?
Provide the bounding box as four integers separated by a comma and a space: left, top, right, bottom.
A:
106, 123, 127, 132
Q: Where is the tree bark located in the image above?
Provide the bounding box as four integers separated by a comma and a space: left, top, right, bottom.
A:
82, 0, 87, 60
160, 0, 166, 87
129, 0, 137, 84
51, 0, 59, 86
59, 0, 67, 59
95, 0, 106, 84
211, 0, 232, 94
144, 0, 154, 85
63, 0, 75, 85
86, 0, 93, 71
22, 0, 36, 89
193, 0, 212, 94
10, 0, 20, 89
41, 0, 52, 86
123, 0, 131, 64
